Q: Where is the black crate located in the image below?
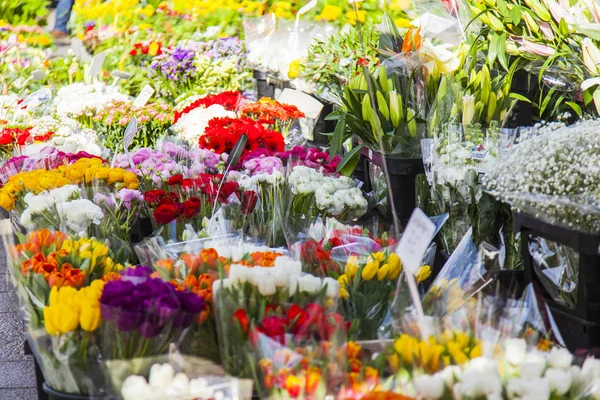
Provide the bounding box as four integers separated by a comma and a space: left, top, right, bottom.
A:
360, 149, 424, 227
253, 70, 274, 99
547, 301, 600, 352
514, 212, 600, 320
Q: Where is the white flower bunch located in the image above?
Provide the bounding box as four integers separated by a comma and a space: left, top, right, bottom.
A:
171, 104, 235, 146
238, 171, 285, 189
122, 363, 248, 400
23, 115, 104, 156
288, 166, 368, 216
219, 255, 339, 298
483, 119, 600, 231
411, 339, 596, 400
55, 82, 130, 117
20, 185, 104, 233
204, 241, 273, 262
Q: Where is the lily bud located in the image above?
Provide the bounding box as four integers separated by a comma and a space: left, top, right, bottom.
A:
462, 94, 476, 127
519, 39, 556, 56
389, 91, 403, 127
543, 0, 575, 24
582, 38, 600, 75
523, 11, 540, 33
362, 93, 373, 121
377, 92, 390, 121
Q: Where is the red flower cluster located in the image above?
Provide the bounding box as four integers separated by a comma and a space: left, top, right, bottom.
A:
0, 127, 32, 147
241, 98, 305, 125
232, 303, 347, 344
301, 240, 340, 276
144, 190, 202, 224
174, 91, 242, 122
129, 41, 163, 57
199, 117, 285, 156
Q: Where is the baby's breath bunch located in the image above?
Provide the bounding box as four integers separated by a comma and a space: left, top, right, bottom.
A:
484, 120, 600, 232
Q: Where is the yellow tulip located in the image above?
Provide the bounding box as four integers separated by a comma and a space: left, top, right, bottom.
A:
79, 299, 102, 331
345, 256, 359, 278
454, 331, 469, 348
340, 287, 350, 299
388, 353, 400, 371
377, 264, 389, 281
361, 260, 379, 280
371, 252, 385, 263
470, 344, 482, 358
317, 5, 342, 21
44, 303, 80, 335
415, 265, 432, 283
337, 274, 350, 287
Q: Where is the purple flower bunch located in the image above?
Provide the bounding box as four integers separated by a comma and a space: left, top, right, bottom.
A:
99, 266, 204, 354
114, 148, 185, 185
195, 37, 244, 60
150, 45, 197, 82
243, 155, 283, 175
278, 146, 342, 174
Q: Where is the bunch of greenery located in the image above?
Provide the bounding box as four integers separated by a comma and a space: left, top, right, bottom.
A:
0, 0, 49, 25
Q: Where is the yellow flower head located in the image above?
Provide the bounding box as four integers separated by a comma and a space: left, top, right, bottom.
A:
317, 5, 342, 21
338, 274, 350, 287
387, 253, 403, 280
345, 9, 367, 25
340, 287, 350, 299
377, 264, 389, 281
345, 256, 359, 278
415, 265, 432, 283
361, 260, 379, 280
288, 58, 303, 79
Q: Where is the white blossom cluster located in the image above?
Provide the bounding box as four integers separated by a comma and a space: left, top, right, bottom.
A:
217, 255, 339, 298
122, 363, 248, 400
55, 82, 129, 117
288, 166, 368, 216
483, 120, 600, 231
20, 185, 104, 233
171, 104, 235, 146
24, 115, 104, 156
412, 339, 600, 400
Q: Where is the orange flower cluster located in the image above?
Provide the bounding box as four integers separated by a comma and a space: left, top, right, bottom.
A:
170, 273, 216, 324
360, 393, 414, 400
260, 356, 323, 399
238, 251, 284, 268
20, 251, 85, 288
11, 230, 67, 257
241, 98, 305, 123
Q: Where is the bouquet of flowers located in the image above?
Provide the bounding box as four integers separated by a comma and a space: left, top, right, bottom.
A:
0, 126, 32, 158
240, 97, 305, 137
213, 253, 341, 379
129, 40, 164, 66
149, 38, 248, 99
93, 100, 174, 151
54, 83, 130, 125
96, 265, 207, 394
6, 229, 121, 395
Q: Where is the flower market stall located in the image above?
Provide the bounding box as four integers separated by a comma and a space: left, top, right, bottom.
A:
4, 0, 600, 399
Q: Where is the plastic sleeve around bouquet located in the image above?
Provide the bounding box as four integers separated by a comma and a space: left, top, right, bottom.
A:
212, 260, 340, 381
243, 15, 278, 73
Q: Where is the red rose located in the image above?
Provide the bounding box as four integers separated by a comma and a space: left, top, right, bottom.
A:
286, 304, 308, 334
232, 308, 250, 335
144, 190, 166, 204
182, 207, 196, 219
142, 46, 149, 54
167, 174, 183, 186
129, 49, 138, 56
153, 203, 178, 224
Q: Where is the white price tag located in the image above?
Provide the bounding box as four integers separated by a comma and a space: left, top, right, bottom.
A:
132, 84, 155, 108
122, 116, 139, 151
277, 89, 324, 119
87, 50, 108, 80
395, 208, 436, 274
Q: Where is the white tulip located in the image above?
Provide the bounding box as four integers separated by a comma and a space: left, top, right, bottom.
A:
504, 338, 527, 365
545, 367, 572, 396
547, 347, 573, 370
520, 361, 546, 379
148, 363, 175, 388
322, 277, 340, 298
189, 378, 214, 398
121, 376, 149, 400
506, 378, 527, 400
272, 265, 289, 288
288, 276, 299, 296
589, 379, 600, 400
570, 365, 583, 390
258, 278, 277, 296
414, 374, 445, 399
438, 365, 462, 388
228, 264, 248, 284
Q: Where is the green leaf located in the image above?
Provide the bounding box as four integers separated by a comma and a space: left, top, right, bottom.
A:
497, 33, 508, 70
330, 112, 347, 157
592, 87, 600, 114
487, 34, 499, 66
378, 13, 403, 61
565, 101, 582, 116
336, 143, 366, 176
559, 19, 569, 36
539, 87, 556, 116
512, 5, 522, 25
510, 93, 533, 103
